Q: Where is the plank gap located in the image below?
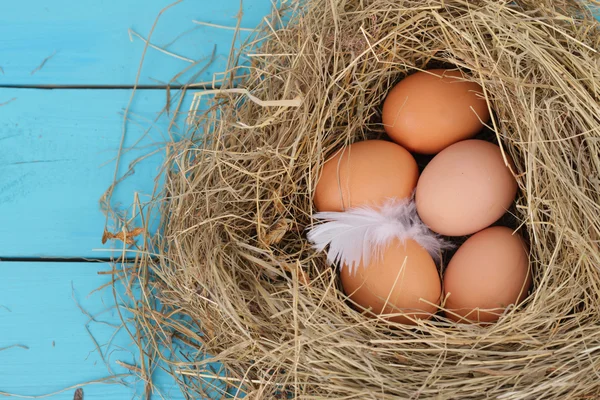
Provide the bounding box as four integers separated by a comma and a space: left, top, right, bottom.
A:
0, 257, 153, 263
0, 84, 218, 90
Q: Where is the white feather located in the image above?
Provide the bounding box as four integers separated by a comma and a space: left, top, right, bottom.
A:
307, 198, 451, 275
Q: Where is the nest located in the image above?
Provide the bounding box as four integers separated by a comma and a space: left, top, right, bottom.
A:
118, 0, 600, 398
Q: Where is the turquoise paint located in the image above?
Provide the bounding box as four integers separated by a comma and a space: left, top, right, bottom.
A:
0, 262, 186, 399
0, 261, 232, 399
0, 88, 212, 258
0, 0, 276, 398
0, 0, 273, 86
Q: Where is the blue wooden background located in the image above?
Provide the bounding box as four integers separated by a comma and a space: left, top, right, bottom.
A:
0, 1, 272, 398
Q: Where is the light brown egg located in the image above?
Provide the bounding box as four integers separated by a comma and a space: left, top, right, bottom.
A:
443, 226, 531, 323
415, 140, 517, 236
340, 238, 441, 324
382, 69, 490, 154
314, 140, 419, 212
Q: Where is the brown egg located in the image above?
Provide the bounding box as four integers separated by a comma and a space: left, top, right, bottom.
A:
382, 69, 490, 154
443, 226, 531, 323
415, 140, 517, 236
314, 140, 419, 212
340, 238, 441, 324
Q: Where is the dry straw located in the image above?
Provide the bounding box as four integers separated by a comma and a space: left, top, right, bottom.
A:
113, 0, 600, 398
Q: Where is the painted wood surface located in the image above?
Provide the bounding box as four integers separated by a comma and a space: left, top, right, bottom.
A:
0, 0, 273, 86
0, 88, 206, 258
1, 0, 275, 398
0, 262, 185, 399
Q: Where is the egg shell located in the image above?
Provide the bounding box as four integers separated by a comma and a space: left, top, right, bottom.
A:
415, 140, 518, 236
314, 140, 419, 212
443, 226, 531, 323
382, 69, 490, 154
340, 238, 441, 325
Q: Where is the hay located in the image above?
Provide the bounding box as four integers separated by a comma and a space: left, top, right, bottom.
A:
116, 0, 600, 398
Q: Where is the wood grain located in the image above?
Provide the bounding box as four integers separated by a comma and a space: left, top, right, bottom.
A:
0, 262, 185, 399
0, 88, 205, 258
0, 0, 273, 86
0, 1, 276, 399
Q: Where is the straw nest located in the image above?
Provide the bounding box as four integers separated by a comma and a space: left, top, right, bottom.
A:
118, 0, 600, 398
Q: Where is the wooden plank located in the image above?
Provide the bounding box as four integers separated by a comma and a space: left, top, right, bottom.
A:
0, 0, 273, 86
0, 262, 185, 399
0, 88, 205, 258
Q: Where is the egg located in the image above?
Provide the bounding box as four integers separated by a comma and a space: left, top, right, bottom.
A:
314, 140, 419, 212
340, 238, 441, 324
415, 140, 517, 236
382, 69, 490, 154
443, 226, 531, 323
